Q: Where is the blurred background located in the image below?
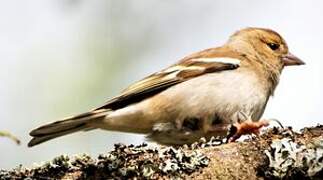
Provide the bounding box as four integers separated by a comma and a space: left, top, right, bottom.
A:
1, 0, 322, 169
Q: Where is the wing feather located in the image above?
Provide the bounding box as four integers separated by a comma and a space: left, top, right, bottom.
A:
96, 55, 242, 110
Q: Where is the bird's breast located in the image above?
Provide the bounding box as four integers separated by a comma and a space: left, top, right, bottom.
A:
151, 68, 270, 123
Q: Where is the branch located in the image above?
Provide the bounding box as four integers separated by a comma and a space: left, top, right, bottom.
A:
1, 126, 322, 179
0, 131, 20, 145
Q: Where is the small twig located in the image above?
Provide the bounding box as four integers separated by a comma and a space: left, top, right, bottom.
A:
0, 131, 21, 145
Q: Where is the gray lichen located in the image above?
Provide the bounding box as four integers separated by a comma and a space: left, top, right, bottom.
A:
158, 147, 209, 175
1, 126, 321, 179
0, 155, 72, 179
0, 142, 213, 179
264, 137, 323, 179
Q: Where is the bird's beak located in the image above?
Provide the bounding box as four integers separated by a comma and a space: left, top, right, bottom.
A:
282, 53, 305, 66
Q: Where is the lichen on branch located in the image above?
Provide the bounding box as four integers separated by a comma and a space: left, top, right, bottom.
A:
0, 125, 322, 180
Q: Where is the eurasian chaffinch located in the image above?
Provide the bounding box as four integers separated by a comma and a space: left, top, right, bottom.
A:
28, 27, 304, 147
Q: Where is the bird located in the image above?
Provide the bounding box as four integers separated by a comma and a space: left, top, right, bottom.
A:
28, 27, 305, 147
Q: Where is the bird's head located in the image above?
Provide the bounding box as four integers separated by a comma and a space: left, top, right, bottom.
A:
227, 27, 305, 69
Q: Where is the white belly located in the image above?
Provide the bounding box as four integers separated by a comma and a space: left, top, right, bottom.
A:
150, 68, 269, 124
97, 68, 270, 136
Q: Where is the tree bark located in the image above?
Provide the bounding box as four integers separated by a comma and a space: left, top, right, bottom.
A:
1, 126, 322, 180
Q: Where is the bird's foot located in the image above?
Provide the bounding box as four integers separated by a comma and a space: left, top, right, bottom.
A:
227, 119, 270, 142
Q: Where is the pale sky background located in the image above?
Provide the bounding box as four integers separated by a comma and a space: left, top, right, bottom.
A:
1, 0, 322, 169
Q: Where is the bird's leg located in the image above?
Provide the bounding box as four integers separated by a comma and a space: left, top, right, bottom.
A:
227, 112, 270, 142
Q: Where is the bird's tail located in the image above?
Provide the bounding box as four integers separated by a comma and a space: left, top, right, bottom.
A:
28, 109, 110, 147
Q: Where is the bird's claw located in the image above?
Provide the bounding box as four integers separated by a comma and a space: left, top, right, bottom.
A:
227, 119, 270, 142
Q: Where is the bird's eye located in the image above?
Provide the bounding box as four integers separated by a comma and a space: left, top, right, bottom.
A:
267, 43, 280, 51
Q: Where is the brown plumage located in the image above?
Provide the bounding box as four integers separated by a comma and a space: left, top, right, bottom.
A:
28, 27, 304, 147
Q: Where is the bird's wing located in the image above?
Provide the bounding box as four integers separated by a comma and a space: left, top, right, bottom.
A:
96, 48, 242, 110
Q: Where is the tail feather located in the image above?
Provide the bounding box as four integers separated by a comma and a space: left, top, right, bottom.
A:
28, 109, 110, 147
28, 124, 91, 147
